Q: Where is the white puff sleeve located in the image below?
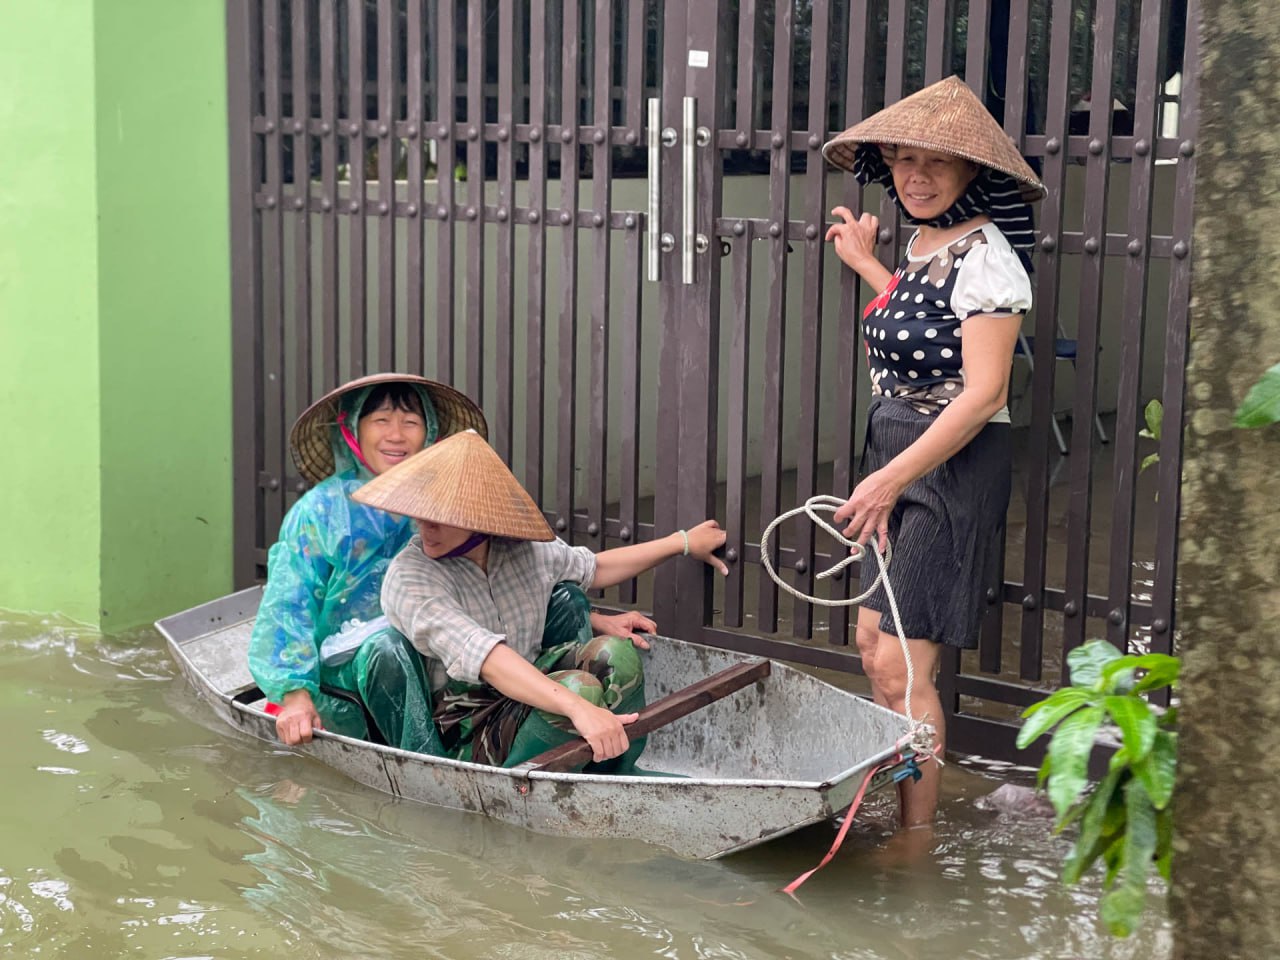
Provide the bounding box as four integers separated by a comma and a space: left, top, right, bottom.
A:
950, 231, 1033, 320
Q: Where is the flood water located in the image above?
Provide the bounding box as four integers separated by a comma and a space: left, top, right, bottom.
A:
1, 611, 1171, 959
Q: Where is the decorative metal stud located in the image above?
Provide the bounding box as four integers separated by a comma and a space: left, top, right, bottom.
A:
1064, 600, 1078, 616
732, 221, 745, 236
466, 206, 477, 220
407, 204, 418, 217
555, 517, 568, 532
264, 120, 276, 133
437, 205, 449, 220
1179, 140, 1195, 157
805, 224, 818, 240
725, 547, 737, 563
769, 223, 781, 237
587, 522, 600, 536
1040, 236, 1056, 252
294, 197, 305, 210
293, 120, 304, 134
438, 123, 450, 139
1088, 138, 1104, 156
528, 209, 540, 224
561, 128, 573, 143
529, 126, 541, 142
321, 198, 332, 211
497, 207, 508, 222
624, 214, 636, 229
794, 558, 808, 574
735, 131, 748, 147
321, 122, 331, 135
467, 125, 478, 141
560, 211, 572, 224
771, 133, 784, 149
1108, 609, 1125, 625
619, 525, 632, 541
265, 195, 277, 209
350, 200, 360, 213
592, 213, 604, 227
378, 201, 388, 215
1045, 137, 1060, 154
593, 129, 605, 144
1153, 618, 1169, 634
878, 228, 892, 244
1022, 594, 1037, 610
624, 130, 637, 145
1127, 239, 1143, 256
808, 134, 821, 149
1084, 237, 1099, 254
497, 126, 509, 141
1134, 138, 1149, 156
1173, 241, 1189, 259
406, 125, 418, 139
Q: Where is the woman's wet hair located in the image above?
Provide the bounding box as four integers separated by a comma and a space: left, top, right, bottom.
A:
359, 383, 426, 419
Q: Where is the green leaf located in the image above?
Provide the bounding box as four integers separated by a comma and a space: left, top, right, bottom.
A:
1067, 641, 1125, 689
1130, 655, 1181, 694
1104, 694, 1157, 763
1132, 730, 1178, 809
1139, 452, 1160, 473
1143, 399, 1163, 440
1046, 705, 1105, 820
1155, 806, 1174, 882
1100, 778, 1160, 938
1017, 688, 1093, 748
1233, 362, 1280, 428
1159, 705, 1178, 730
1037, 752, 1052, 789
1062, 766, 1124, 884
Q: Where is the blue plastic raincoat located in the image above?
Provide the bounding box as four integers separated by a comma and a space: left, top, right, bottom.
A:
247, 385, 444, 751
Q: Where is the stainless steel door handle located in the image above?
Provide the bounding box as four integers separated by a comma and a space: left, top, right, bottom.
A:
682, 96, 695, 284
647, 97, 661, 282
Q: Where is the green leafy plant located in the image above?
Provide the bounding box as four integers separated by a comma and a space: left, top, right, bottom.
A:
1234, 361, 1280, 428
1017, 640, 1179, 937
1138, 399, 1163, 474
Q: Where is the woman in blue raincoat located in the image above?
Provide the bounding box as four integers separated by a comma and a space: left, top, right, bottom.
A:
248, 373, 487, 751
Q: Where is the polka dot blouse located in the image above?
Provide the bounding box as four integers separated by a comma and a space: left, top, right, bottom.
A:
861, 222, 1032, 421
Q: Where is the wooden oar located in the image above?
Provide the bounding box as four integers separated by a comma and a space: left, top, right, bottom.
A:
518, 658, 771, 773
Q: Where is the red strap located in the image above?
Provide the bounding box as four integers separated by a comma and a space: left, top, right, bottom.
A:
781, 754, 900, 896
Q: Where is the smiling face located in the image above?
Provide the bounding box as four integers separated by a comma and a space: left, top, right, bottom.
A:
884, 146, 980, 221
415, 519, 476, 559
357, 397, 428, 475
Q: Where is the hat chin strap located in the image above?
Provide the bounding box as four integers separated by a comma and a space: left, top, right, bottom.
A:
440, 531, 490, 559
337, 410, 375, 473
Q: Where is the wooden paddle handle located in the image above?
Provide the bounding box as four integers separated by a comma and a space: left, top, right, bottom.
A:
521, 658, 771, 773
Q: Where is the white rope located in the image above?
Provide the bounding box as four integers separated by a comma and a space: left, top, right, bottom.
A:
759, 496, 938, 759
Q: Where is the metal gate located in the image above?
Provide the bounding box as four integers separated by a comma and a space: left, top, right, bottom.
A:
228, 0, 1199, 761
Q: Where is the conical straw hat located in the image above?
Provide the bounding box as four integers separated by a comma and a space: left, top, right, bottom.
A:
290, 372, 488, 486
351, 429, 554, 541
823, 76, 1045, 203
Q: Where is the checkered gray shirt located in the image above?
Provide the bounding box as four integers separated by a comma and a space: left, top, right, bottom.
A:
381, 535, 598, 691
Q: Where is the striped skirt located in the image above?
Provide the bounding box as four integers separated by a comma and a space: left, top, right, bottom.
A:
857, 398, 1011, 649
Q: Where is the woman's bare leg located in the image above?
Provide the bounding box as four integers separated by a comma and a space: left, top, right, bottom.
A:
871, 632, 944, 827
854, 607, 890, 708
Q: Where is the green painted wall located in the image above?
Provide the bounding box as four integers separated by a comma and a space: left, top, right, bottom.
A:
94, 0, 232, 630
0, 2, 103, 623
0, 0, 232, 628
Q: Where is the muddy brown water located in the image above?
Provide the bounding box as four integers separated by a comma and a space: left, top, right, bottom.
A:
1, 611, 1169, 959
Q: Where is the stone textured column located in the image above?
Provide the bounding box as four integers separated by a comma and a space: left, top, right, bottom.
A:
1172, 1, 1280, 956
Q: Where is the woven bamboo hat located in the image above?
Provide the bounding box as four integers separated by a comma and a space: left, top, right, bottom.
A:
822, 76, 1045, 203
290, 372, 488, 486
351, 429, 554, 541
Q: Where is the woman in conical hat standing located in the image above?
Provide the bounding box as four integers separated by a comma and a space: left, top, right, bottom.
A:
357, 430, 729, 771
248, 373, 486, 752
822, 77, 1045, 828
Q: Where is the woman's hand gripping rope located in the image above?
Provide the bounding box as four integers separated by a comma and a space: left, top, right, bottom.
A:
758, 496, 937, 753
